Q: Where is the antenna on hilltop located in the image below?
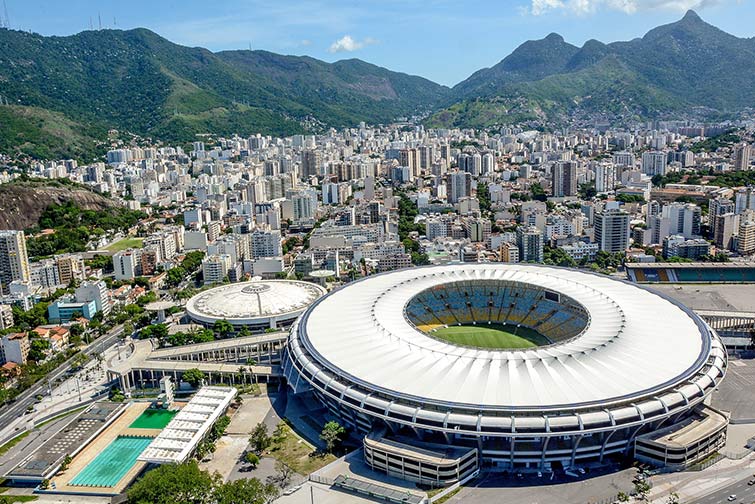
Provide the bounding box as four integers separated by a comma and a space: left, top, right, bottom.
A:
98, 12, 102, 30
113, 16, 116, 27
89, 16, 93, 30
248, 41, 252, 51
2, 0, 10, 30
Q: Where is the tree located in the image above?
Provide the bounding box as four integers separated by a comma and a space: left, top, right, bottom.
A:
270, 460, 294, 489
214, 478, 279, 504
213, 319, 234, 339
127, 460, 218, 504
244, 452, 260, 468
122, 320, 134, 338
60, 454, 72, 471
28, 338, 51, 363
182, 368, 206, 388
249, 422, 271, 453
320, 420, 346, 453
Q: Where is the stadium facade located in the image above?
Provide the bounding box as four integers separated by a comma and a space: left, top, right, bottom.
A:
284, 264, 728, 484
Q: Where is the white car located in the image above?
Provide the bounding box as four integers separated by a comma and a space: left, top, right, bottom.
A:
727, 495, 736, 501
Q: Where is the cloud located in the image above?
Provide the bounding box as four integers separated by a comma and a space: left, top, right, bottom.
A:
528, 0, 725, 15
328, 35, 377, 53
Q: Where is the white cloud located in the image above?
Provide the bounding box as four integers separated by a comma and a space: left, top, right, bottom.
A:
528, 0, 725, 15
328, 34, 377, 53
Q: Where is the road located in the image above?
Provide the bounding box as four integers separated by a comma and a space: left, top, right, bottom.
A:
692, 476, 755, 504
0, 324, 123, 437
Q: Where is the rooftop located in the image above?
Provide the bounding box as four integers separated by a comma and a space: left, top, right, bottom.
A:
185, 280, 326, 324
138, 386, 236, 464
298, 264, 719, 410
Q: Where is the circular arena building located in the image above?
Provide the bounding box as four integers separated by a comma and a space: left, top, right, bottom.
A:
186, 280, 326, 332
284, 264, 727, 481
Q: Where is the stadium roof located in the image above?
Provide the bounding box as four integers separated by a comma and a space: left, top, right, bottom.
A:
185, 280, 326, 325
299, 264, 719, 411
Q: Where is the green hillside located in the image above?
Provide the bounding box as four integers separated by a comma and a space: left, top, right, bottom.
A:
432, 10, 755, 128
0, 27, 449, 160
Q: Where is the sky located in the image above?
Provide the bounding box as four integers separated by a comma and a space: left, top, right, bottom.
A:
4, 0, 754, 87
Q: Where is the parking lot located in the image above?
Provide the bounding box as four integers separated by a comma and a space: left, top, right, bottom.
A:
713, 356, 755, 423
446, 467, 636, 504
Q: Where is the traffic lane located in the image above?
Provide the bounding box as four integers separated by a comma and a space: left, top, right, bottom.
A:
0, 325, 122, 429
693, 476, 755, 504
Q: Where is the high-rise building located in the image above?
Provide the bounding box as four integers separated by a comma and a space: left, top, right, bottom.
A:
595, 164, 617, 193
0, 332, 30, 365
0, 304, 13, 330
714, 213, 738, 250
301, 149, 321, 179
202, 254, 232, 285
552, 161, 578, 197
0, 230, 30, 290
709, 197, 735, 239
251, 229, 282, 259
595, 208, 630, 253
734, 143, 751, 171
55, 254, 86, 286
735, 187, 755, 214
662, 203, 701, 239
641, 151, 667, 176
737, 211, 755, 256
612, 152, 635, 167
447, 171, 472, 204
516, 226, 544, 263
481, 152, 496, 174
113, 249, 139, 281
399, 148, 420, 178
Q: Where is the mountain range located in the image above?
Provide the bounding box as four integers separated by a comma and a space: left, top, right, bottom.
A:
1, 10, 754, 161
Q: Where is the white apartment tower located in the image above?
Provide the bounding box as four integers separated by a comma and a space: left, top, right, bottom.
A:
0, 230, 30, 290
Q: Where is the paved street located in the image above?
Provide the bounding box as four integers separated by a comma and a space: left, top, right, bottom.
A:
691, 474, 755, 504
0, 325, 123, 447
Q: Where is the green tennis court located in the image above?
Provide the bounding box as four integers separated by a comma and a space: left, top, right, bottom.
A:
70, 436, 152, 487
432, 323, 551, 349
129, 409, 177, 429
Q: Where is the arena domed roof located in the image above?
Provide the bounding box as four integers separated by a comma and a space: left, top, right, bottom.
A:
186, 279, 326, 326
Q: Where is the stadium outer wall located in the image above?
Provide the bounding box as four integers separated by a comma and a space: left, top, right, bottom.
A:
283, 264, 728, 481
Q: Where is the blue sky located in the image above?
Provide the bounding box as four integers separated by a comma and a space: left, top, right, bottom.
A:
5, 0, 754, 86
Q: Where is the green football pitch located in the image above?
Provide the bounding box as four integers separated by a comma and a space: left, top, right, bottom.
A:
431, 323, 551, 349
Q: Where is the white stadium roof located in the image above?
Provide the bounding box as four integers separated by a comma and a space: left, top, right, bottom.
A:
185, 280, 326, 325
138, 386, 236, 464
298, 264, 720, 410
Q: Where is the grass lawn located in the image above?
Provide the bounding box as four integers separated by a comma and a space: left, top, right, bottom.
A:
105, 237, 143, 252
266, 422, 336, 475
431, 323, 550, 349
